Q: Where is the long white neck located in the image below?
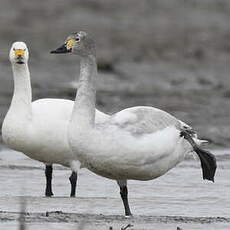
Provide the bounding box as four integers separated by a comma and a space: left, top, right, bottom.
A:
70, 55, 96, 129
9, 63, 32, 117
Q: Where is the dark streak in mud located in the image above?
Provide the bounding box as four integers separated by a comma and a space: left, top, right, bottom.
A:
1, 211, 230, 224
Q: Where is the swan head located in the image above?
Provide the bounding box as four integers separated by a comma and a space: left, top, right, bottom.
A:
51, 31, 96, 57
9, 42, 29, 65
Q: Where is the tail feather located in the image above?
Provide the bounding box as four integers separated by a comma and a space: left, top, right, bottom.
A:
194, 138, 209, 145
194, 147, 216, 182
180, 130, 217, 182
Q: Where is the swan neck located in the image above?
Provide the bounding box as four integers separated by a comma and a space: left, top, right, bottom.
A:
10, 63, 32, 116
71, 55, 96, 128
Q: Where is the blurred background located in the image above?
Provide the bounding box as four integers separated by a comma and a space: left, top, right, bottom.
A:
0, 0, 230, 148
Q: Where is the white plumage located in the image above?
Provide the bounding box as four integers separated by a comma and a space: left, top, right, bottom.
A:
52, 31, 216, 216
69, 106, 192, 181
2, 41, 109, 196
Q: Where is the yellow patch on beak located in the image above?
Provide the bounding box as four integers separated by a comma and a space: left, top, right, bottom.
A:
66, 39, 76, 50
15, 49, 25, 58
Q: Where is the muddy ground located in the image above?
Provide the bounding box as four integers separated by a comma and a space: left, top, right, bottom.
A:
0, 148, 230, 229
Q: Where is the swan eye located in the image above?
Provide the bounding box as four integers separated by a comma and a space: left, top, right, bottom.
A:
13, 48, 16, 51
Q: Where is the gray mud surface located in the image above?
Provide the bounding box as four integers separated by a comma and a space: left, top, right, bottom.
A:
0, 148, 229, 229
1, 211, 230, 230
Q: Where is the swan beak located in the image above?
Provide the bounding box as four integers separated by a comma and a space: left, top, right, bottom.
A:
15, 49, 25, 64
50, 44, 71, 54
15, 49, 25, 58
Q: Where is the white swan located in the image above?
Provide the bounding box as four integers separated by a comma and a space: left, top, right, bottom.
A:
2, 41, 109, 197
51, 31, 217, 216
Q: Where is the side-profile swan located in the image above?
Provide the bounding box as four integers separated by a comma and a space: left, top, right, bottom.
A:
2, 41, 109, 197
51, 31, 217, 216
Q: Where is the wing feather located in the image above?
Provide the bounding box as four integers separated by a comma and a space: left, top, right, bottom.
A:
110, 106, 182, 135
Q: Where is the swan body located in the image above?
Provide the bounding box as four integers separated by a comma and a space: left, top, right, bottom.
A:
51, 32, 216, 216
2, 41, 109, 196
69, 106, 192, 180
3, 98, 108, 166
3, 99, 73, 165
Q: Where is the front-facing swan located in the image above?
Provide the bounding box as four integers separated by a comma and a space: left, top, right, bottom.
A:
51, 31, 217, 216
2, 42, 109, 197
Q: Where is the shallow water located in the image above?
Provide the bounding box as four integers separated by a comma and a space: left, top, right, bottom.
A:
0, 147, 229, 229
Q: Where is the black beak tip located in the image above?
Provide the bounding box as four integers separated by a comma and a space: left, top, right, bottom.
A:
16, 59, 25, 64
50, 44, 70, 54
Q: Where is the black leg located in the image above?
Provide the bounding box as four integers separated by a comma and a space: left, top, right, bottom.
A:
117, 180, 132, 216
120, 185, 132, 216
69, 171, 78, 197
45, 165, 54, 197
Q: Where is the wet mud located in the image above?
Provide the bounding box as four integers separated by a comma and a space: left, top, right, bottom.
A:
0, 148, 229, 229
